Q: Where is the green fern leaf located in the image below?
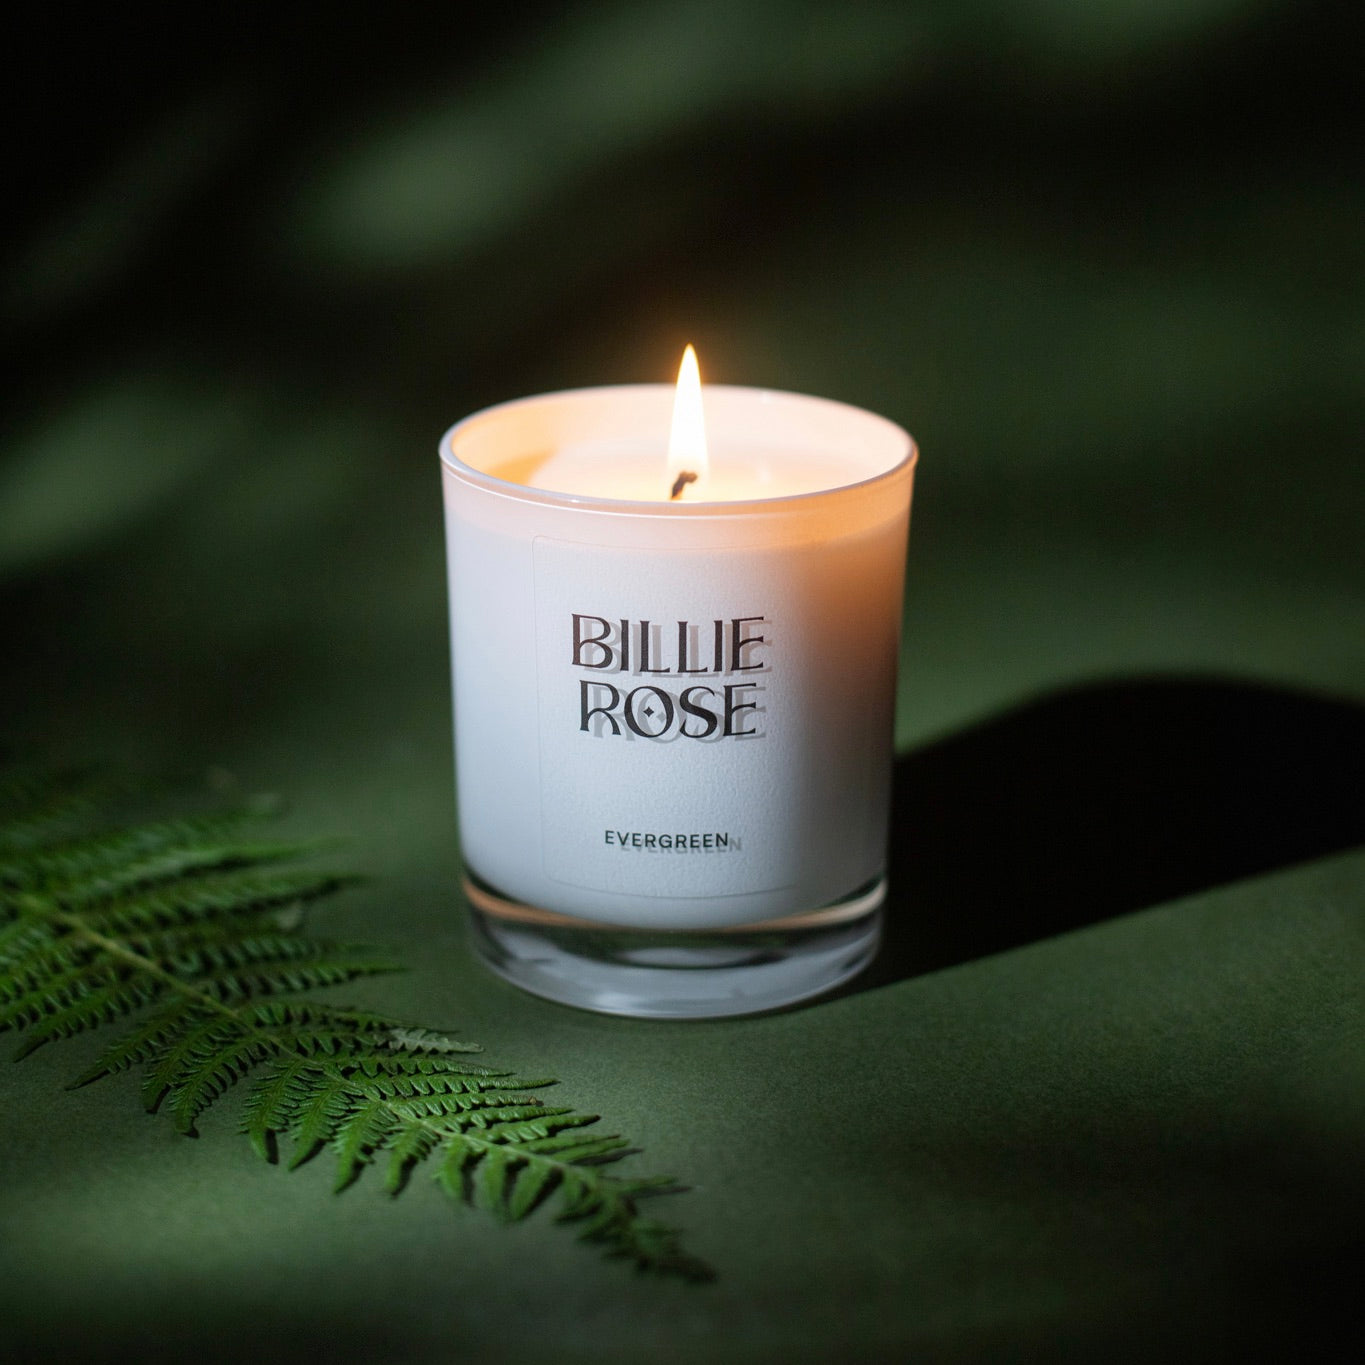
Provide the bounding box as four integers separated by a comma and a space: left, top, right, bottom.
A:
0, 954, 117, 1022
0, 771, 711, 1281
386, 1026, 482, 1054
0, 935, 85, 999
168, 1030, 275, 1135
82, 867, 355, 931
0, 915, 60, 964
287, 1071, 355, 1169
141, 1010, 237, 1111
434, 1136, 478, 1200
355, 1051, 506, 1078
13, 976, 165, 1059
71, 999, 198, 1086
332, 1097, 396, 1191
13, 812, 295, 892
556, 1167, 603, 1220
242, 1055, 316, 1160
382, 1119, 438, 1195
525, 1132, 633, 1164
192, 957, 400, 1003
475, 1103, 578, 1132
475, 1143, 514, 1213
507, 1155, 558, 1219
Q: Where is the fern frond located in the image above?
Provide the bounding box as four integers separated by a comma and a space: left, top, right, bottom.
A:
474, 1143, 515, 1213
507, 1154, 557, 1218
386, 1026, 482, 1054
466, 1103, 576, 1132
0, 955, 116, 1025
523, 1131, 633, 1163
245, 1000, 401, 1035
72, 999, 199, 1085
0, 934, 97, 1001
78, 867, 356, 927
434, 1136, 478, 1198
355, 1071, 545, 1103
353, 1050, 505, 1078
0, 913, 60, 962
384, 1093, 494, 1121
13, 975, 166, 1058
332, 1098, 397, 1191
7, 811, 294, 892
166, 930, 349, 975
242, 1055, 317, 1160
200, 961, 398, 1004
286, 1072, 356, 1169
141, 1009, 241, 1112
167, 1030, 278, 1134
0, 774, 710, 1281
382, 1119, 439, 1194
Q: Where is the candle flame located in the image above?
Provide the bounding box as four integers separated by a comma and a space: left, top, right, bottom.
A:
667, 344, 708, 497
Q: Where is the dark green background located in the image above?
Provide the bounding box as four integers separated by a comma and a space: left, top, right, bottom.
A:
3, 2, 1363, 1360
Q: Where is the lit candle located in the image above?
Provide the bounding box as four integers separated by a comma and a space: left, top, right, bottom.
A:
440, 350, 917, 1017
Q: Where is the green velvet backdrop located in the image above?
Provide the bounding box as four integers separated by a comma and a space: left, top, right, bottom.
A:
3, 2, 1363, 1361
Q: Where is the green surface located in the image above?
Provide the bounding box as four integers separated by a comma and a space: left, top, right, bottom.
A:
3, 2, 1363, 1360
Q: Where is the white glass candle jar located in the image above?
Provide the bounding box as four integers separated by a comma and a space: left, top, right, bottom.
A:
440, 382, 915, 1017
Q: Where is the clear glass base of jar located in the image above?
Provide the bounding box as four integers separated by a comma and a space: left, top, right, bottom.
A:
463, 872, 885, 1019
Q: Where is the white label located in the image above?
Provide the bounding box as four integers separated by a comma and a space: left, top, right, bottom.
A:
533, 536, 804, 900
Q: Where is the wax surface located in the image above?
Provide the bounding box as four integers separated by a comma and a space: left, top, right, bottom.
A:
497, 439, 866, 502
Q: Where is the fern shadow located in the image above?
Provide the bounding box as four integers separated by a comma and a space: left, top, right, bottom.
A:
855, 675, 1365, 992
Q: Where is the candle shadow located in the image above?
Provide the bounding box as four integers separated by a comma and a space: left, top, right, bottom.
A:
853, 675, 1365, 992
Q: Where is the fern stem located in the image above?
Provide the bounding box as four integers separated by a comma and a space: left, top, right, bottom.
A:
54, 911, 248, 1021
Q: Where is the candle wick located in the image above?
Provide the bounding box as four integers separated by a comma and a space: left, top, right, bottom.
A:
670, 470, 698, 500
